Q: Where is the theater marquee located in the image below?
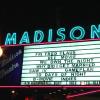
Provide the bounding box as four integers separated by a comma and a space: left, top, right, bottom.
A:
21, 40, 100, 85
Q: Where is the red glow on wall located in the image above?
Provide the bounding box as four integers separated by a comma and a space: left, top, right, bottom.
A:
66, 89, 100, 99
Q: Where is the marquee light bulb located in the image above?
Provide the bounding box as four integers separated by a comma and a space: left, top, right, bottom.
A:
0, 47, 3, 57
11, 90, 15, 94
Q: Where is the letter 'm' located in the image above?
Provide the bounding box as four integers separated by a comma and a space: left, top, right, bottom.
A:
5, 33, 16, 45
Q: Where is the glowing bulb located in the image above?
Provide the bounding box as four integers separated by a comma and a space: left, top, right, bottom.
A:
0, 47, 3, 57
11, 90, 15, 94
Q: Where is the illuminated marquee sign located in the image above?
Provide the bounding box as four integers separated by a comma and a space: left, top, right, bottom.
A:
21, 40, 100, 85
3, 24, 100, 46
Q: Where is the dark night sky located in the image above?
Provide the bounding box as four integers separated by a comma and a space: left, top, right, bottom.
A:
0, 1, 100, 27
0, 1, 100, 44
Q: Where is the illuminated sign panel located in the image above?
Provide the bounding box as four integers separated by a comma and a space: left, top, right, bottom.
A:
21, 40, 100, 85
